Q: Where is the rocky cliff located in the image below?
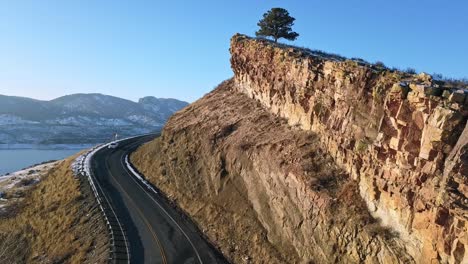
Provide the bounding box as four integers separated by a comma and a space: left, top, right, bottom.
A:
230, 34, 467, 263
131, 34, 467, 263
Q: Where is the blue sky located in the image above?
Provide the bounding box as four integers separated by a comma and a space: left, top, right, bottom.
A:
0, 0, 466, 102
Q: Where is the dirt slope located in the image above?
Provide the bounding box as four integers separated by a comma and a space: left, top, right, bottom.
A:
131, 80, 411, 263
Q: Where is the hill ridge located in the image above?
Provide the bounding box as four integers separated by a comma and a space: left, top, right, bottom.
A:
0, 93, 188, 144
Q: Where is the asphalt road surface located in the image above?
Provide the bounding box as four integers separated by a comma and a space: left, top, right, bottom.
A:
91, 135, 227, 264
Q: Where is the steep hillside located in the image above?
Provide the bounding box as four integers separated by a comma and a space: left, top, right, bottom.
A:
0, 156, 109, 263
132, 81, 412, 263
131, 35, 467, 263
0, 93, 188, 144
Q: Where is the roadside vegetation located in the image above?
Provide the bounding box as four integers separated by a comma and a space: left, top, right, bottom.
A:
0, 155, 109, 263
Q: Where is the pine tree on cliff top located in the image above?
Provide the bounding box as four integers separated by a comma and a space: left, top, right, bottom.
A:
256, 8, 299, 43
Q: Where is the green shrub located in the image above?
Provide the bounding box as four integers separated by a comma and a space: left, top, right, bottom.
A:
313, 102, 323, 115
355, 139, 369, 153
372, 85, 385, 102
405, 67, 417, 74
366, 222, 399, 240
374, 61, 386, 68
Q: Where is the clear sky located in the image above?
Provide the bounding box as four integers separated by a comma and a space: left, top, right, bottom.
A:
0, 0, 467, 103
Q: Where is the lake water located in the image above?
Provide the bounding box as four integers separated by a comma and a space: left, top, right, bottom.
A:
0, 145, 93, 175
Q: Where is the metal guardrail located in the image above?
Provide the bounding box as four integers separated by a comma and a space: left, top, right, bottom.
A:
73, 144, 130, 264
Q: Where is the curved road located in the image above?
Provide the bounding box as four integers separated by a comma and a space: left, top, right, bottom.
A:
91, 135, 227, 264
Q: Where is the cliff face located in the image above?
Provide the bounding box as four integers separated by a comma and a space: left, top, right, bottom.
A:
230, 34, 467, 263
131, 34, 467, 264
132, 81, 413, 263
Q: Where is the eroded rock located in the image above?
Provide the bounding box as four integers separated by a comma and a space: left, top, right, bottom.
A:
230, 34, 467, 264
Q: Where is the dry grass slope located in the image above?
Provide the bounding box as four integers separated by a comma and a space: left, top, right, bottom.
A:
0, 155, 109, 264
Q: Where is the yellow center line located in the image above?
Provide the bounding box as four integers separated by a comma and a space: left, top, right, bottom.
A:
104, 155, 168, 264
122, 139, 204, 264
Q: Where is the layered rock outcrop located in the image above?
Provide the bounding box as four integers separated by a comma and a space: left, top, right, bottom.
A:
131, 34, 466, 263
230, 34, 467, 263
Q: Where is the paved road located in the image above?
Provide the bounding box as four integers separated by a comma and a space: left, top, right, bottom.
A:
91, 135, 227, 264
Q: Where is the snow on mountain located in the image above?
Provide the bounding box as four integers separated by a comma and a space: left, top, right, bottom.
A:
0, 93, 188, 144
138, 96, 188, 120
0, 114, 39, 125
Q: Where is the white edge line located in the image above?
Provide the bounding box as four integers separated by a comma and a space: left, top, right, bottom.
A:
72, 135, 152, 264
122, 153, 204, 264
124, 155, 158, 194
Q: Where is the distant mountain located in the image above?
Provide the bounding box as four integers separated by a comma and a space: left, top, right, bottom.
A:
0, 93, 188, 144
